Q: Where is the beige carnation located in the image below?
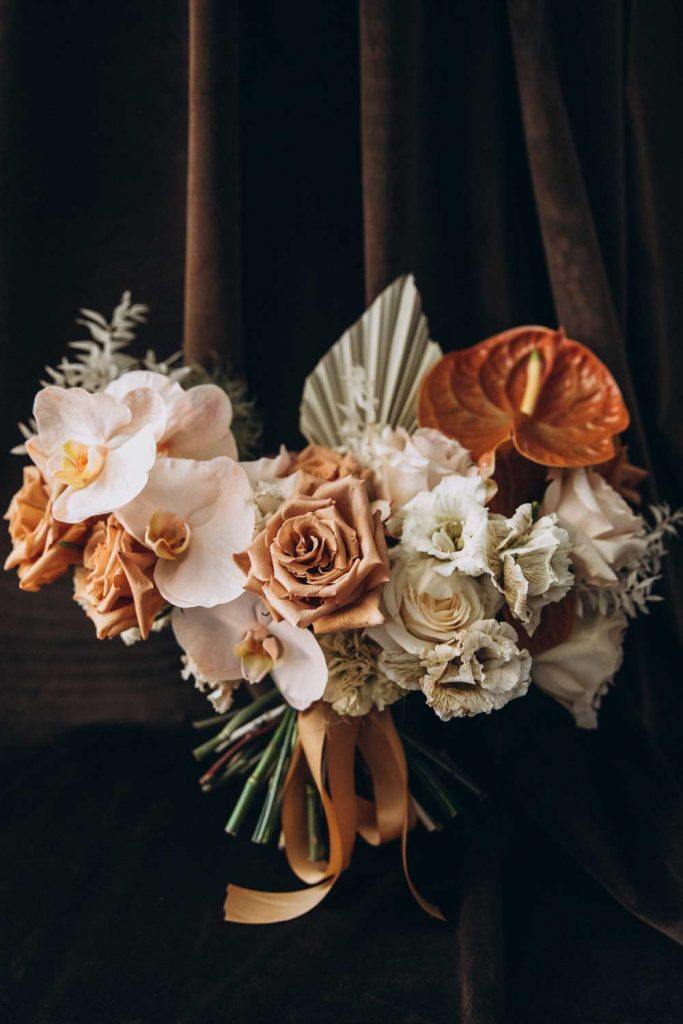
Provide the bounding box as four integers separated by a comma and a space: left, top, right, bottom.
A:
420, 620, 531, 720
320, 630, 403, 717
4, 466, 90, 591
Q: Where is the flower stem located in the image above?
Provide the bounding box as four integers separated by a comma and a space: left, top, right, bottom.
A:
192, 708, 239, 732
409, 756, 460, 820
252, 709, 297, 844
193, 687, 281, 762
224, 707, 292, 836
400, 731, 487, 801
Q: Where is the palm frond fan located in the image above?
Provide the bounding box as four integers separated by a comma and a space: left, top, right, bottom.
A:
300, 275, 443, 448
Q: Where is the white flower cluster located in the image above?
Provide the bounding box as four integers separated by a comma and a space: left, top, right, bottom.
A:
311, 426, 573, 721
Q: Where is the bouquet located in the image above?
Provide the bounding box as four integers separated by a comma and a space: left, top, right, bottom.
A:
6, 276, 681, 924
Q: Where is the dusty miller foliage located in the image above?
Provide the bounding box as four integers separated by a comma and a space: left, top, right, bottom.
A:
14, 292, 261, 458
577, 503, 683, 618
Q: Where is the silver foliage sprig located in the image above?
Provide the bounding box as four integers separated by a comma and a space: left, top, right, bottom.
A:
577, 503, 683, 618
14, 292, 188, 454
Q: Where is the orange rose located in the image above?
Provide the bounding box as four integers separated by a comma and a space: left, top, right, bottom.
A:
4, 466, 89, 591
237, 476, 390, 634
291, 444, 368, 483
74, 515, 166, 639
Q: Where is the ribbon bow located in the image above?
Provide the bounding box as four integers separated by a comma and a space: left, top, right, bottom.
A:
224, 703, 445, 924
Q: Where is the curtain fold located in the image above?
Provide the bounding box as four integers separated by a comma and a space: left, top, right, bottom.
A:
184, 0, 241, 368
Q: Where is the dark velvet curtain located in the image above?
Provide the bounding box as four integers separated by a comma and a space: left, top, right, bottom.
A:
1, 2, 682, 1022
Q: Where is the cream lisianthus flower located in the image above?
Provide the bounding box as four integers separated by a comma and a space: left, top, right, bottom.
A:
26, 385, 166, 523
319, 630, 403, 717
540, 468, 647, 586
532, 607, 627, 729
117, 456, 254, 608
401, 475, 490, 576
420, 620, 531, 720
369, 556, 502, 655
106, 370, 238, 461
172, 591, 328, 710
487, 504, 573, 635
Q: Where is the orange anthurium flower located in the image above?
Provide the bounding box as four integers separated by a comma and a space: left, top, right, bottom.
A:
418, 326, 630, 470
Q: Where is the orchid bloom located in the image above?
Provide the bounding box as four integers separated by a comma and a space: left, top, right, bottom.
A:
172, 591, 328, 710
116, 456, 254, 608
26, 385, 166, 524
105, 370, 238, 461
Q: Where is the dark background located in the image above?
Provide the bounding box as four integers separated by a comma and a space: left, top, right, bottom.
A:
1, 2, 682, 1022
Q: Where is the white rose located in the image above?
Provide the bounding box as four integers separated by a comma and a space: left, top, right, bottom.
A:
369, 556, 502, 655
420, 620, 531, 720
401, 475, 490, 576
487, 504, 573, 634
531, 607, 627, 729
541, 468, 647, 586
367, 425, 479, 512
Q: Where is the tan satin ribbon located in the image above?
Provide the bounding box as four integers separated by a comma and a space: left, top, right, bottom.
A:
224, 704, 445, 925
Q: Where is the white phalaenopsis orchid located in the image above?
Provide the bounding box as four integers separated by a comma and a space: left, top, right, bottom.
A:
117, 456, 254, 608
400, 474, 490, 576
26, 385, 166, 523
172, 591, 328, 711
106, 370, 238, 461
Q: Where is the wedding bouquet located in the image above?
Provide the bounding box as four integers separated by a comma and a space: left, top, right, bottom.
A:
6, 277, 680, 923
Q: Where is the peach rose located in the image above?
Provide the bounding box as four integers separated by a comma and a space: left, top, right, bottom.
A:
291, 444, 368, 483
74, 515, 166, 639
4, 466, 90, 591
237, 476, 390, 634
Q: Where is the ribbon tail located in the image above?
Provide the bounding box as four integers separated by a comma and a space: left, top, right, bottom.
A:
224, 705, 359, 924
358, 709, 446, 922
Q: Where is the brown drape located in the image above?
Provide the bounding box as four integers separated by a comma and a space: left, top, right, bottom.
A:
1, 3, 682, 1022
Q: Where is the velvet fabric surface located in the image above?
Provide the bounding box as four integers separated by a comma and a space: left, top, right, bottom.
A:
1, 2, 682, 1022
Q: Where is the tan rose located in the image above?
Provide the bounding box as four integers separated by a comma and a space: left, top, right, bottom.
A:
238, 476, 390, 634
74, 515, 166, 639
4, 466, 89, 591
291, 444, 368, 483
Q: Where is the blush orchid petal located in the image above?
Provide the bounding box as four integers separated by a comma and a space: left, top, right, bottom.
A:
28, 385, 166, 523
171, 593, 262, 683
117, 456, 255, 609
172, 592, 327, 710
106, 372, 237, 460
52, 426, 158, 523
269, 619, 328, 710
